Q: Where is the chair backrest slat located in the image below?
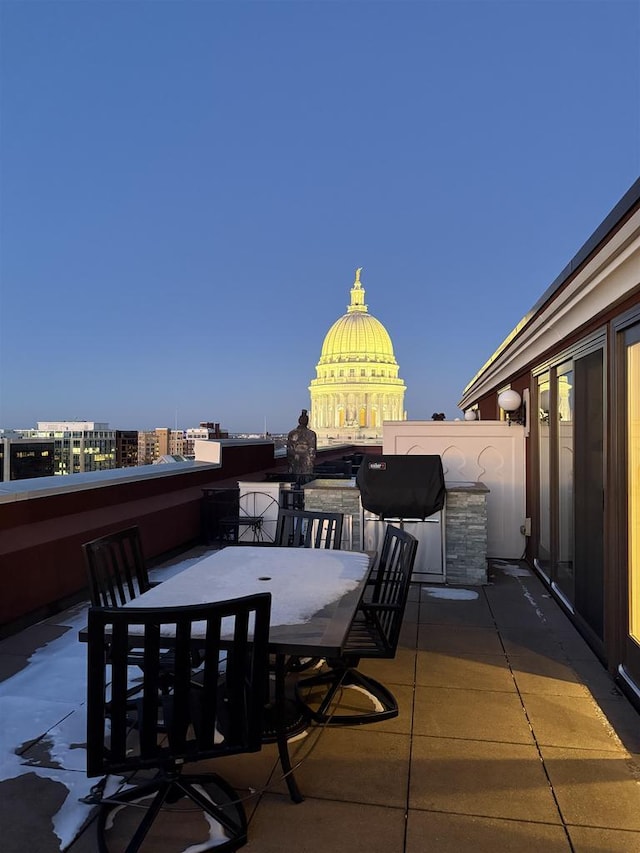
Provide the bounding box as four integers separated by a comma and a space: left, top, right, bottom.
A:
275, 509, 344, 549
86, 594, 272, 779
109, 621, 135, 757
353, 525, 418, 658
82, 526, 150, 607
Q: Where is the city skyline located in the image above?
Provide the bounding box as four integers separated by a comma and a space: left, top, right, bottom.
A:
1, 1, 638, 433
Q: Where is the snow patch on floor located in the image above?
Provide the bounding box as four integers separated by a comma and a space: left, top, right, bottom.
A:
496, 563, 531, 577
422, 587, 479, 601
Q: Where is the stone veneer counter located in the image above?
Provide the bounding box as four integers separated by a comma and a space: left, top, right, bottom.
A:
302, 478, 361, 551
443, 481, 489, 585
302, 477, 489, 585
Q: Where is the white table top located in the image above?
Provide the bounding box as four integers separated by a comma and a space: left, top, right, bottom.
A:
124, 546, 372, 657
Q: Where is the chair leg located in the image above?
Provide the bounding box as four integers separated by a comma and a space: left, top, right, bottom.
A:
96, 777, 171, 853
179, 774, 248, 848
95, 771, 248, 853
295, 667, 399, 726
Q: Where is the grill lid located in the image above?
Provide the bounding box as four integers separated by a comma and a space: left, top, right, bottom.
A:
356, 455, 445, 520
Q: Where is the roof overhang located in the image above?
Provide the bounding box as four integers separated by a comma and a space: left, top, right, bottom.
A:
459, 179, 640, 410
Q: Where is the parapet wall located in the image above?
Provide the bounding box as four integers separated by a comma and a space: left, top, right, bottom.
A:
0, 442, 277, 633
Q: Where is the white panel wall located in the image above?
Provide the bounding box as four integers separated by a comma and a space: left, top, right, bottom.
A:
383, 420, 526, 559
193, 439, 222, 464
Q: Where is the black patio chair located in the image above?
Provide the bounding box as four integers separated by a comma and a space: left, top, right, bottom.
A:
82, 525, 199, 689
274, 508, 344, 549
279, 487, 305, 511
273, 508, 345, 674
201, 487, 241, 546
82, 526, 157, 607
84, 594, 271, 853
295, 525, 418, 725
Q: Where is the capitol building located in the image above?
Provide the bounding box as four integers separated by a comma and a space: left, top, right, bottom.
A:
309, 269, 406, 444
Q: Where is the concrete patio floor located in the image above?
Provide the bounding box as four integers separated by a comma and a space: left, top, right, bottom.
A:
2, 555, 640, 852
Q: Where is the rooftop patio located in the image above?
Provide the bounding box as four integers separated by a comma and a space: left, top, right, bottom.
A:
2, 549, 640, 852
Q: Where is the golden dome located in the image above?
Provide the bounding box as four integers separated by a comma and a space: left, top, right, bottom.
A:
318, 270, 398, 366
309, 269, 406, 444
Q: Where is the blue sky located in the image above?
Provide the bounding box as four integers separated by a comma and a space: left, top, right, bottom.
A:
1, 0, 638, 433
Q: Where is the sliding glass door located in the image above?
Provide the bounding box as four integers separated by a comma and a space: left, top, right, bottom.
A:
555, 362, 575, 605
573, 350, 604, 639
534, 344, 604, 641
536, 372, 551, 580
625, 325, 640, 670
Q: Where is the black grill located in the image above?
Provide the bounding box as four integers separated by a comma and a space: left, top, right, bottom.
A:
356, 455, 445, 520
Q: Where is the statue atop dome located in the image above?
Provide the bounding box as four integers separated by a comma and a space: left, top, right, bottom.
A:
286, 409, 317, 485
348, 268, 367, 313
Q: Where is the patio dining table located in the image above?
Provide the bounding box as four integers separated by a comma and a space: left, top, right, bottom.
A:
83, 545, 373, 803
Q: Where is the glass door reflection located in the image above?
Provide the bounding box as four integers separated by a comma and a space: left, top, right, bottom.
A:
555, 362, 575, 606
536, 372, 552, 580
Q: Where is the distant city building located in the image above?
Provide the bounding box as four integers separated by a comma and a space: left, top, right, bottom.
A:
184, 422, 228, 455
190, 422, 229, 439
138, 423, 228, 465
16, 421, 116, 475
3, 420, 230, 477
138, 430, 162, 465
138, 428, 183, 464
155, 428, 173, 457
0, 436, 55, 481
115, 430, 139, 468
309, 269, 407, 444
137, 429, 179, 464
166, 429, 190, 457
169, 429, 187, 457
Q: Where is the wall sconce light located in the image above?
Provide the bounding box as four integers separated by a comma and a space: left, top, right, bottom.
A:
498, 389, 525, 426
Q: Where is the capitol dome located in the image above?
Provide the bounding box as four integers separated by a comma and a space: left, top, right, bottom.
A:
309, 269, 407, 444
319, 310, 396, 364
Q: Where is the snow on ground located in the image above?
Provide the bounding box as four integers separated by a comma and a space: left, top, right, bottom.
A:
0, 552, 211, 849
422, 586, 479, 600
0, 603, 102, 848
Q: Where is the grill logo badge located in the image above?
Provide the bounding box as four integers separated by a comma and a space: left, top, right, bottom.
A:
367, 462, 387, 471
